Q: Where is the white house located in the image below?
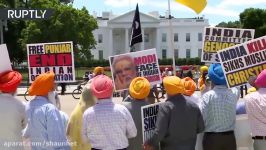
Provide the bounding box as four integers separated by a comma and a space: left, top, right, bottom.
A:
91, 11, 209, 60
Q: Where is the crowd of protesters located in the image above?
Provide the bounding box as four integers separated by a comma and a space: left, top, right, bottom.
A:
0, 64, 265, 150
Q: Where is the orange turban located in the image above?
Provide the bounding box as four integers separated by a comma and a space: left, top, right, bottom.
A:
163, 76, 184, 96
182, 77, 196, 96
29, 72, 55, 96
129, 77, 150, 100
91, 75, 113, 99
0, 71, 22, 93
93, 67, 104, 75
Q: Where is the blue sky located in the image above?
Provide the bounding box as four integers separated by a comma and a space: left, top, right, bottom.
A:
73, 0, 266, 26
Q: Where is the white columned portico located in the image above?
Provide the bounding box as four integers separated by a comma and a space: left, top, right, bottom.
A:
125, 28, 129, 53
141, 28, 145, 50
109, 29, 113, 56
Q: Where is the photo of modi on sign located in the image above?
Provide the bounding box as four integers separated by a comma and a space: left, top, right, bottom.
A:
111, 54, 137, 91
109, 48, 162, 91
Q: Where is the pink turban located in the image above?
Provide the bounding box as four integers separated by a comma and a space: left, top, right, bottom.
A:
255, 69, 266, 88
91, 75, 113, 99
0, 71, 22, 93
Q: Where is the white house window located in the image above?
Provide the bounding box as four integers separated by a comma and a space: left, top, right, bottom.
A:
198, 33, 202, 41
186, 49, 191, 58
162, 33, 167, 42
99, 50, 103, 59
162, 49, 167, 59
198, 49, 202, 57
174, 49, 179, 58
186, 33, 190, 42
144, 34, 149, 42
174, 33, 178, 42
98, 34, 103, 43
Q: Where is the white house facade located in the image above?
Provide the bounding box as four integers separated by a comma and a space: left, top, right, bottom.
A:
91, 11, 209, 60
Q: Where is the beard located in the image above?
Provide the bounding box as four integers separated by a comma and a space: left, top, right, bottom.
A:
47, 91, 57, 106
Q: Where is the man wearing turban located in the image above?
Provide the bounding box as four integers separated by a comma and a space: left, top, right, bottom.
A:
236, 76, 258, 115
67, 82, 96, 150
198, 65, 211, 95
144, 76, 204, 150
23, 71, 70, 150
0, 70, 27, 150
182, 77, 200, 106
93, 66, 105, 76
122, 77, 150, 150
245, 69, 266, 150
200, 64, 238, 150
82, 75, 137, 150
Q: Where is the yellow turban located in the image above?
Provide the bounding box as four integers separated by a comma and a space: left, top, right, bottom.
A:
163, 76, 185, 96
93, 66, 104, 75
183, 77, 196, 96
29, 71, 55, 96
200, 66, 208, 73
247, 87, 257, 94
129, 77, 150, 100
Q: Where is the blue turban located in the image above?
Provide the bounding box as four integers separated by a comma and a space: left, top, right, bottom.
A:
208, 63, 226, 85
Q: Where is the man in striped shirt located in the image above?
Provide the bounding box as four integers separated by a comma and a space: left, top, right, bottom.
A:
82, 75, 137, 150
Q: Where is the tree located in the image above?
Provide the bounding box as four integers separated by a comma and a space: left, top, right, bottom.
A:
0, 0, 27, 64
240, 8, 266, 38
59, 0, 73, 4
216, 21, 241, 28
216, 8, 266, 38
0, 0, 15, 8
20, 0, 98, 62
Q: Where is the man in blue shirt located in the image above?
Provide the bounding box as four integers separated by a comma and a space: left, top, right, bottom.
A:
23, 72, 70, 150
200, 64, 238, 150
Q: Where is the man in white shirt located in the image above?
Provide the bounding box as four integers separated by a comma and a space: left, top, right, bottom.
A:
0, 70, 26, 150
245, 70, 266, 150
82, 75, 137, 150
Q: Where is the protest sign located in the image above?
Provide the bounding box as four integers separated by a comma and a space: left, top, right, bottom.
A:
201, 27, 255, 63
218, 36, 266, 88
141, 103, 160, 143
0, 44, 12, 73
27, 41, 75, 83
109, 48, 161, 91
